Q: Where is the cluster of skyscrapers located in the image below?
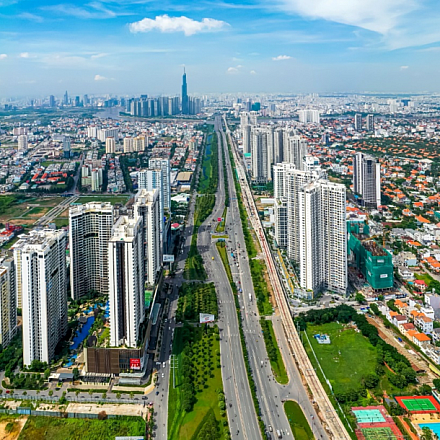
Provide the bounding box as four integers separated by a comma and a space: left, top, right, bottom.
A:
4, 157, 171, 367
240, 114, 348, 296
126, 70, 201, 117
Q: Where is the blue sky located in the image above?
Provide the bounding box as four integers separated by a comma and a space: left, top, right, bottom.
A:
2, 0, 440, 97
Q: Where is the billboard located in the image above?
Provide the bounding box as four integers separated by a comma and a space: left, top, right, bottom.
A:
200, 313, 215, 324
163, 254, 175, 263
130, 358, 141, 370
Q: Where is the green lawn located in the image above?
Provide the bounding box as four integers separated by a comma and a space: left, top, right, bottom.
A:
284, 401, 314, 440
216, 241, 233, 284
168, 325, 227, 440
414, 272, 435, 285
18, 416, 145, 440
304, 322, 377, 394
261, 319, 288, 384
54, 218, 69, 228
21, 206, 49, 217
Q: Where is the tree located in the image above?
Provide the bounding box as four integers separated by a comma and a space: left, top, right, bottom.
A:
129, 392, 134, 400
43, 368, 50, 380
72, 368, 80, 381
48, 390, 53, 397
102, 392, 107, 400
75, 390, 80, 398
116, 392, 121, 400
98, 410, 107, 420
355, 293, 366, 304
364, 373, 380, 389
421, 427, 434, 440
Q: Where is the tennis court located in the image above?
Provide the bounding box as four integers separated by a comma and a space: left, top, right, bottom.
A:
395, 395, 440, 413
353, 409, 386, 424
361, 427, 397, 440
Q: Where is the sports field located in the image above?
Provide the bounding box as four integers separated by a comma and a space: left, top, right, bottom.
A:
361, 427, 397, 440
396, 395, 440, 413
304, 322, 377, 394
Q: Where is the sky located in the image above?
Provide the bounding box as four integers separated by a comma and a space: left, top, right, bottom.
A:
2, 0, 440, 97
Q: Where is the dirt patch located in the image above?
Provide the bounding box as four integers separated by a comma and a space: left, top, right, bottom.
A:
0, 416, 28, 440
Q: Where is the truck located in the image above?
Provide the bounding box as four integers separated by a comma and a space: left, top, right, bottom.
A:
276, 429, 282, 438
249, 293, 252, 301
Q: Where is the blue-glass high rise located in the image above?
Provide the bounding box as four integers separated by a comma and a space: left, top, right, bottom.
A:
181, 68, 188, 114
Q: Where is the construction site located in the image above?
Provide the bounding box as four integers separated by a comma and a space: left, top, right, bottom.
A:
348, 222, 394, 291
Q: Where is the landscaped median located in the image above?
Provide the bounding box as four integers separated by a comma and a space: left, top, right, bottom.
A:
260, 318, 288, 384
167, 324, 229, 440
284, 400, 314, 440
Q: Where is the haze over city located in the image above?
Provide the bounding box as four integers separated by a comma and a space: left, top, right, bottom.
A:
3, 0, 440, 95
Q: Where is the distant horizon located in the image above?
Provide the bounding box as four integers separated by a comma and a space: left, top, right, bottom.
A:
2, 1, 440, 96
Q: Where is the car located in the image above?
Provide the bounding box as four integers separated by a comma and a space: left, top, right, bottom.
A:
162, 373, 164, 378
162, 362, 166, 368
268, 426, 273, 432
142, 396, 147, 400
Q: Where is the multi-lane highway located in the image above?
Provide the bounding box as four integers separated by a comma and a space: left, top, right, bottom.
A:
197, 116, 261, 440
224, 116, 351, 440
218, 119, 330, 439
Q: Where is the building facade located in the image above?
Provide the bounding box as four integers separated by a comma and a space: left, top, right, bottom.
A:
69, 202, 114, 299
148, 158, 171, 211
353, 152, 381, 208
0, 258, 16, 349
14, 229, 68, 366
108, 216, 144, 348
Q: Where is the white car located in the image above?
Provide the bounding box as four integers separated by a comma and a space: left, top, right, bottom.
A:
162, 362, 166, 368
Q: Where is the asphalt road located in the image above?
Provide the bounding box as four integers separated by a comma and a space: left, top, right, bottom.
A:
197, 116, 261, 440
218, 119, 330, 440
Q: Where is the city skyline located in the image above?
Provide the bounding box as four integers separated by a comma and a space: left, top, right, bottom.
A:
2, 1, 440, 96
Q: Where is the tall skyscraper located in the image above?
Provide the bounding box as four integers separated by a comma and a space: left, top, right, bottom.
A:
124, 136, 134, 153
17, 135, 28, 151
148, 158, 171, 211
105, 137, 116, 154
108, 215, 144, 348
285, 135, 308, 171
63, 91, 69, 106
14, 229, 68, 366
181, 68, 189, 115
49, 95, 55, 108
69, 202, 114, 300
63, 136, 71, 159
138, 169, 164, 229
354, 113, 362, 131
298, 109, 320, 124
0, 258, 16, 349
298, 181, 347, 295
133, 189, 161, 285
353, 152, 381, 208
273, 162, 296, 248
366, 114, 375, 132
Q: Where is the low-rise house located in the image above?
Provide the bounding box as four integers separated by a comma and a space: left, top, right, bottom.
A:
400, 322, 416, 334
431, 327, 440, 343
413, 332, 431, 348
415, 315, 434, 334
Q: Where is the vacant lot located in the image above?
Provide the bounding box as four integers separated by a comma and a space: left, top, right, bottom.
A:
18, 416, 145, 440
304, 322, 377, 394
0, 415, 27, 440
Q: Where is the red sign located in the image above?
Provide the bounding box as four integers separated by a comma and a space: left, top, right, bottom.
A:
130, 358, 141, 370
218, 217, 222, 222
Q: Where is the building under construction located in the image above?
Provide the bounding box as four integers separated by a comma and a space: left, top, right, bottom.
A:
348, 222, 394, 290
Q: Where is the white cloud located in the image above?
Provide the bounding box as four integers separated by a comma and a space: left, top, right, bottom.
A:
226, 67, 239, 74
0, 54, 7, 60
18, 12, 43, 22
236, 64, 243, 68
19, 52, 30, 58
91, 53, 108, 59
272, 55, 291, 61
250, 70, 257, 75
94, 74, 107, 81
278, 0, 415, 35
129, 14, 229, 36
400, 65, 409, 69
